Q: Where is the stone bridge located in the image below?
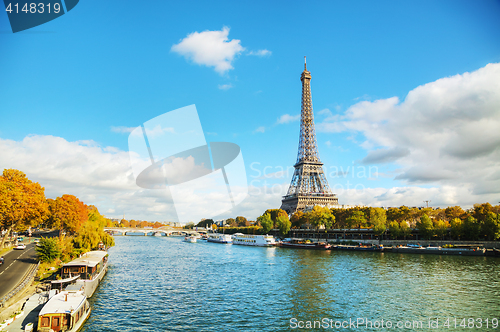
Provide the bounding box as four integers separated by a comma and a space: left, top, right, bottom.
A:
103, 227, 207, 236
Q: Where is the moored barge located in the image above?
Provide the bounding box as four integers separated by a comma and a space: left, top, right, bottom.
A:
37, 289, 90, 332
60, 251, 108, 298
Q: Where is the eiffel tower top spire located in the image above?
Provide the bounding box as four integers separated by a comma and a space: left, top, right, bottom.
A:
296, 56, 320, 165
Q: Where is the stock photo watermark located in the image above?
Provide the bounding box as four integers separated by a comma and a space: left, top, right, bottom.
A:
3, 0, 79, 33
290, 317, 500, 329
128, 105, 248, 223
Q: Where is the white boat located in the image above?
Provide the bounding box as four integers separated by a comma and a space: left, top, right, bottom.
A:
232, 233, 276, 247
60, 251, 108, 298
207, 233, 232, 244
183, 236, 197, 243
37, 289, 90, 332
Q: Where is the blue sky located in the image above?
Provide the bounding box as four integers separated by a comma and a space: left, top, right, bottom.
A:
1, 0, 500, 222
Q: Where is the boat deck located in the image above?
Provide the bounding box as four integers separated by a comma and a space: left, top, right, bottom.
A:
2, 292, 47, 332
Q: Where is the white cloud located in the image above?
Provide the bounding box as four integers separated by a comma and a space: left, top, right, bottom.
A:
171, 26, 245, 74
248, 49, 272, 57
218, 83, 233, 90
318, 62, 500, 200
253, 126, 265, 134
143, 125, 175, 137
277, 114, 300, 124
111, 126, 136, 134
0, 135, 215, 222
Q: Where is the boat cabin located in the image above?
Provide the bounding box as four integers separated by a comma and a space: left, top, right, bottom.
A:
61, 251, 108, 281
37, 290, 90, 332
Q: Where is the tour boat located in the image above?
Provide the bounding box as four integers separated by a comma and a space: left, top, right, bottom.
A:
280, 239, 331, 250
37, 289, 90, 332
232, 233, 276, 247
60, 251, 108, 298
207, 233, 233, 244
183, 236, 197, 243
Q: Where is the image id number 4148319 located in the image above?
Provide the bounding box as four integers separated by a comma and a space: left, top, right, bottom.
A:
5, 2, 61, 14
444, 318, 498, 329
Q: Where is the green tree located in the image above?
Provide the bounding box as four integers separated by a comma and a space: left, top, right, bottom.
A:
276, 215, 291, 237
35, 237, 61, 263
388, 220, 401, 239
0, 169, 49, 247
417, 214, 434, 239
196, 219, 214, 228
264, 209, 288, 228
400, 221, 412, 239
450, 217, 463, 239
346, 210, 366, 229
480, 212, 499, 240
462, 215, 481, 240
258, 213, 273, 234
369, 208, 387, 237
309, 206, 334, 240
183, 222, 195, 229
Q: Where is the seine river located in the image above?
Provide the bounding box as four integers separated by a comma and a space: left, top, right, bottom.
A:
81, 236, 500, 331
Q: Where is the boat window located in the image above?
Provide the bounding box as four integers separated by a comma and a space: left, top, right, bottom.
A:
80, 267, 85, 273
52, 316, 60, 328
41, 316, 50, 327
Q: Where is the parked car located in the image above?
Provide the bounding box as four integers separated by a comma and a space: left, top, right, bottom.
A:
15, 243, 26, 250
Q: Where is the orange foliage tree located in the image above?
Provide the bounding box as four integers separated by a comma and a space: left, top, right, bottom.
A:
47, 194, 88, 234
0, 169, 49, 247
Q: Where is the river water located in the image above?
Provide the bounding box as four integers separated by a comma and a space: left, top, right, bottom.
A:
81, 236, 500, 331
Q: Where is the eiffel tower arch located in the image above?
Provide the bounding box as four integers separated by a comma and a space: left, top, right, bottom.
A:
280, 58, 339, 214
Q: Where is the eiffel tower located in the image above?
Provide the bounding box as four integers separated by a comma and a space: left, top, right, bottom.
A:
280, 57, 338, 214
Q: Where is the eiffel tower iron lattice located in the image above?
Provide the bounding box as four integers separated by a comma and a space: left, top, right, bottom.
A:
280, 58, 338, 214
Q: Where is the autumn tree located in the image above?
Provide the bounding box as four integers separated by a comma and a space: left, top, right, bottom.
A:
450, 218, 463, 239
236, 216, 249, 227
47, 195, 88, 234
433, 219, 449, 239
226, 218, 236, 227
445, 206, 466, 222
0, 169, 49, 247
290, 211, 305, 229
